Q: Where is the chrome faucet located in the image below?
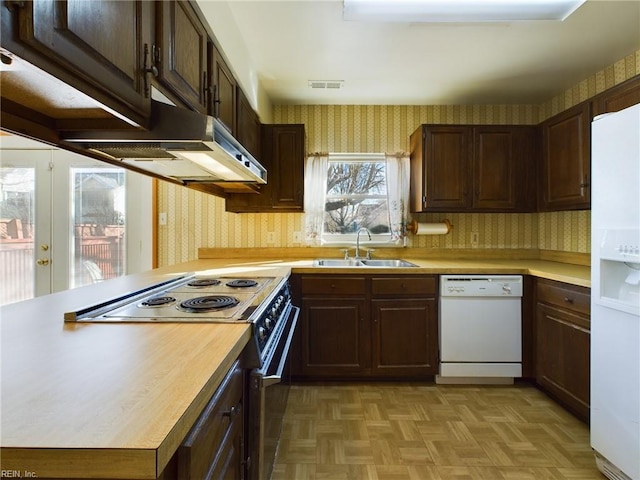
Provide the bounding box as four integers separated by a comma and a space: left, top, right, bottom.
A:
355, 227, 371, 259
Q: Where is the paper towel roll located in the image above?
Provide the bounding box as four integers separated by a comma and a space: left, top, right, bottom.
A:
407, 219, 452, 235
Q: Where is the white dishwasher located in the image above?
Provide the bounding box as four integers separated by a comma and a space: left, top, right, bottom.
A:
437, 275, 523, 384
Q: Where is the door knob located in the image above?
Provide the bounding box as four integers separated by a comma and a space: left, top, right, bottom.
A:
36, 258, 50, 266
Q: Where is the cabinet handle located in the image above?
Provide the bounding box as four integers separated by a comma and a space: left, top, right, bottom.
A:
223, 405, 238, 417
142, 43, 159, 98
564, 297, 574, 304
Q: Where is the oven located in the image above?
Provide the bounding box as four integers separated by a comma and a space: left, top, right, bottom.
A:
246, 284, 299, 480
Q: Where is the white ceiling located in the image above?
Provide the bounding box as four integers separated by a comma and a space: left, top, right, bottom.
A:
201, 0, 640, 106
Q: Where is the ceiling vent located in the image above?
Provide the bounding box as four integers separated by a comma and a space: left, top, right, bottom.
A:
308, 80, 345, 90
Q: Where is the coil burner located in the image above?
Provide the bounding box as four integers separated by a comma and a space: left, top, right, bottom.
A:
226, 279, 259, 288
138, 296, 176, 308
177, 295, 240, 313
187, 278, 222, 287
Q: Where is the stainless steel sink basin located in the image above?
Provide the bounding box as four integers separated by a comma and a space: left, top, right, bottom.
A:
360, 259, 418, 268
314, 259, 365, 267
313, 258, 418, 268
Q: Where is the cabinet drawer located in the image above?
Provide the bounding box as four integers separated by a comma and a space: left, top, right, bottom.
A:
301, 276, 366, 295
371, 276, 437, 296
178, 362, 243, 480
537, 279, 590, 317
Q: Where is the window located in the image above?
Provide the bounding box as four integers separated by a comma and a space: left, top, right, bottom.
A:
304, 153, 409, 247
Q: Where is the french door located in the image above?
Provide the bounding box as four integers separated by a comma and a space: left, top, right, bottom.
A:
0, 146, 152, 306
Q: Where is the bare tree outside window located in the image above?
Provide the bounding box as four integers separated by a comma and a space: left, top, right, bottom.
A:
324, 160, 391, 235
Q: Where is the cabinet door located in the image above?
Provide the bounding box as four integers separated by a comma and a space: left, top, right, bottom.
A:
300, 297, 370, 376
593, 75, 640, 115
536, 303, 590, 422
371, 298, 438, 376
267, 124, 305, 210
226, 124, 305, 213
156, 0, 208, 113
473, 126, 536, 211
415, 126, 471, 211
178, 363, 244, 479
236, 88, 261, 158
210, 45, 237, 133
10, 0, 151, 121
540, 102, 591, 210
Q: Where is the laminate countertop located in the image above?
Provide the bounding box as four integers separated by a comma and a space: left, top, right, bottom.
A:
0, 256, 589, 479
0, 260, 290, 479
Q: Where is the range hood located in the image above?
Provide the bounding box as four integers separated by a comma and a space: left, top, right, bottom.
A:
62, 100, 266, 186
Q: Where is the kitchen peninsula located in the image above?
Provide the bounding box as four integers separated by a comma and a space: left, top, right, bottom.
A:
0, 252, 589, 479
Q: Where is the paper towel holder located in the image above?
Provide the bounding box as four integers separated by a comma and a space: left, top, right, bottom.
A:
406, 219, 453, 235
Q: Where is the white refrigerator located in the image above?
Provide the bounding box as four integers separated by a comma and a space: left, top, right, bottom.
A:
591, 102, 640, 480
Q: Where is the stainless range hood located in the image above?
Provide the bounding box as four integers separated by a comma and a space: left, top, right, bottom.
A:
62, 100, 266, 186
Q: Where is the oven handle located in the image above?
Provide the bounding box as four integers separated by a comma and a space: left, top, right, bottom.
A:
261, 305, 299, 388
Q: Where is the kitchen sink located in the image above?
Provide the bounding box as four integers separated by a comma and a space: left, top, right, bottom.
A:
314, 259, 365, 267
313, 258, 418, 268
360, 259, 418, 268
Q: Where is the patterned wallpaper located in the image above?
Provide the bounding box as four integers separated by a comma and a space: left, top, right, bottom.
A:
156, 51, 640, 267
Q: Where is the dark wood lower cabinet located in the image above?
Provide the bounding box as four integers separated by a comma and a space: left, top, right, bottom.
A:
372, 298, 437, 376
294, 274, 438, 379
177, 361, 244, 480
302, 297, 370, 376
535, 279, 591, 422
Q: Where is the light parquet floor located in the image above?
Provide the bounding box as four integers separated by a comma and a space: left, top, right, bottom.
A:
272, 382, 603, 480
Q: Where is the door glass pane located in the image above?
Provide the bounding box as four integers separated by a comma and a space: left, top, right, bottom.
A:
70, 168, 126, 289
0, 167, 35, 305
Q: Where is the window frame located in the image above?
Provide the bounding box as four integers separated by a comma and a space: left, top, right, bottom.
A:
321, 153, 395, 247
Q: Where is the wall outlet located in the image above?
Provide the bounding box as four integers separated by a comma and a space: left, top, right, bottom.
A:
267, 232, 275, 244
470, 231, 479, 247
158, 212, 167, 226
293, 231, 302, 244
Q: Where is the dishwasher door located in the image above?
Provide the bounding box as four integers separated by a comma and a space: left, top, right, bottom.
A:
438, 275, 523, 383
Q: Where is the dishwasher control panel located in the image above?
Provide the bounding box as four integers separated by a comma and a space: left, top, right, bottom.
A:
440, 275, 523, 297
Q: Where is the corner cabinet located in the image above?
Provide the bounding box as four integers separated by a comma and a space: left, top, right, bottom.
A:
536, 278, 590, 422
409, 125, 536, 213
293, 274, 438, 379
539, 102, 591, 211
226, 124, 305, 213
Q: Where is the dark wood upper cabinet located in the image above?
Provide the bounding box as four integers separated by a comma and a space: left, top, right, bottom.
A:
209, 45, 237, 133
155, 0, 208, 113
4, 0, 152, 124
410, 124, 536, 213
592, 75, 640, 116
226, 124, 305, 213
410, 126, 471, 212
265, 124, 305, 210
473, 126, 536, 211
539, 102, 591, 211
236, 87, 261, 158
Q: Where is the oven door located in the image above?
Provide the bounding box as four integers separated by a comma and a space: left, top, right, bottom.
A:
248, 303, 299, 480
